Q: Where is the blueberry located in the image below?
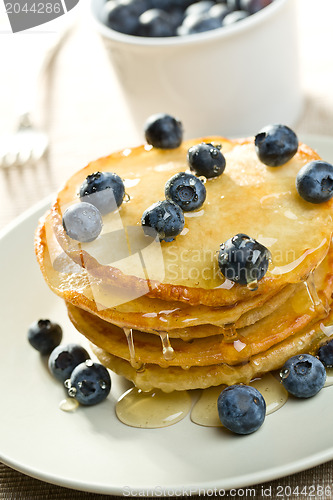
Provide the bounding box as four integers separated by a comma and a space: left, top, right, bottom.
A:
79, 171, 125, 215
209, 3, 231, 22
168, 6, 185, 28
101, 0, 139, 35
66, 360, 111, 406
226, 0, 241, 9
144, 113, 183, 149
217, 385, 266, 435
295, 161, 333, 204
222, 9, 249, 25
138, 9, 175, 37
318, 339, 333, 368
187, 142, 225, 178
28, 319, 62, 355
141, 200, 185, 242
254, 124, 298, 167
185, 0, 215, 17
125, 0, 151, 15
62, 202, 103, 243
179, 12, 222, 34
239, 0, 273, 14
149, 0, 182, 9
48, 344, 90, 382
218, 233, 270, 285
280, 354, 326, 398
165, 172, 206, 211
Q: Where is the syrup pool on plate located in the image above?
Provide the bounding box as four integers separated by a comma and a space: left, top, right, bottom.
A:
115, 373, 290, 429
59, 398, 79, 412
116, 387, 192, 428
190, 373, 288, 427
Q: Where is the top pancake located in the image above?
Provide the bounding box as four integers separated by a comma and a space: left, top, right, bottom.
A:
51, 137, 333, 306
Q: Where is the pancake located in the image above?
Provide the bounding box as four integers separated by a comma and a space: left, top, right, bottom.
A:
66, 245, 333, 369
90, 315, 333, 392
49, 137, 333, 307
36, 214, 297, 337
35, 134, 333, 395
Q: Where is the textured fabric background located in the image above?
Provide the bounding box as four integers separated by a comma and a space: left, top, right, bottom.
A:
1, 1, 333, 498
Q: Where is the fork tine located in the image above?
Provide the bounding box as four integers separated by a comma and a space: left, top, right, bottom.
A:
18, 148, 33, 166
1, 152, 19, 168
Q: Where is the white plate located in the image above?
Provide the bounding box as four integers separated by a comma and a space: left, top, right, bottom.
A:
1, 135, 333, 495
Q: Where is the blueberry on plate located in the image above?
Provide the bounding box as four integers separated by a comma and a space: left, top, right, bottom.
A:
165, 172, 206, 211
79, 171, 125, 215
28, 319, 62, 355
187, 142, 226, 178
66, 360, 111, 406
101, 0, 139, 35
318, 339, 333, 368
138, 9, 175, 37
296, 160, 333, 204
217, 385, 266, 435
254, 124, 298, 167
62, 202, 103, 243
48, 343, 90, 382
280, 354, 326, 398
141, 200, 185, 242
144, 113, 183, 149
218, 233, 270, 285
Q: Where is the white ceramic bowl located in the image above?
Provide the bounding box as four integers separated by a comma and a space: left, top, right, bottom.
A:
91, 0, 302, 138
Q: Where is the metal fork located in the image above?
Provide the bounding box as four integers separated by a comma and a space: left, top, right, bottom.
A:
0, 112, 49, 168
0, 23, 74, 169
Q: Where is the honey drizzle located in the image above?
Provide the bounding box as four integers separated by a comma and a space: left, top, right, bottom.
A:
115, 366, 333, 429
123, 327, 143, 370
116, 387, 191, 428
304, 271, 329, 315
223, 323, 238, 340
159, 332, 175, 361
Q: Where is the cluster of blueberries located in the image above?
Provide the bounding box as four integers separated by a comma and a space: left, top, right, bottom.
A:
142, 113, 226, 242
101, 0, 273, 38
27, 318, 333, 433
142, 116, 333, 287
28, 320, 111, 406
32, 113, 333, 432
219, 346, 333, 435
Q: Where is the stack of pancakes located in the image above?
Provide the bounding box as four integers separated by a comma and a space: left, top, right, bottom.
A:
35, 137, 333, 392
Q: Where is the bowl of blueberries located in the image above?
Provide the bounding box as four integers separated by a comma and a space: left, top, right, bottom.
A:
91, 0, 302, 137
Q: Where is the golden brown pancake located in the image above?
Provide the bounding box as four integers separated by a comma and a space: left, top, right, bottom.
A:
34, 135, 333, 393
90, 313, 333, 392
49, 137, 333, 307
66, 245, 333, 369
36, 215, 297, 337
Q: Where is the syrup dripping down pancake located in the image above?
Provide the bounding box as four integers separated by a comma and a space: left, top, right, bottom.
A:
36, 215, 298, 337
65, 246, 333, 369
90, 315, 333, 392
49, 137, 333, 307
